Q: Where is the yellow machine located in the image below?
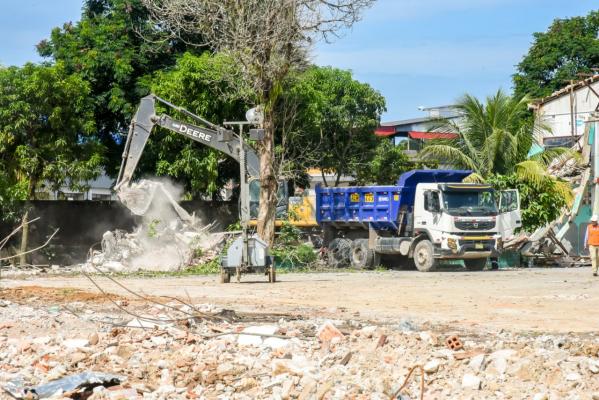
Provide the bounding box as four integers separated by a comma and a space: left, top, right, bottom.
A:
248, 189, 318, 229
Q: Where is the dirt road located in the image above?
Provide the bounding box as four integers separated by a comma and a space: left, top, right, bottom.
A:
2, 267, 598, 333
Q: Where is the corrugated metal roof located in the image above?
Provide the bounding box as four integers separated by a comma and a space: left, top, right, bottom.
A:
531, 74, 599, 107
379, 116, 432, 127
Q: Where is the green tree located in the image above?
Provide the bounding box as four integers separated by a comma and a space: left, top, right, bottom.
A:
0, 62, 104, 264
286, 66, 386, 186
146, 52, 250, 197
420, 90, 572, 198
356, 139, 417, 185
513, 10, 599, 99
142, 0, 375, 245
37, 0, 197, 176
488, 174, 568, 231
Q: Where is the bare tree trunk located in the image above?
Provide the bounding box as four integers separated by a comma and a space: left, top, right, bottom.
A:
334, 172, 342, 187
320, 169, 329, 187
18, 210, 29, 267
256, 115, 278, 247
19, 180, 35, 267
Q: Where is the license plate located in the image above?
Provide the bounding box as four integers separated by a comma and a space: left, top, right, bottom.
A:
350, 193, 359, 202
475, 243, 484, 249
365, 193, 374, 203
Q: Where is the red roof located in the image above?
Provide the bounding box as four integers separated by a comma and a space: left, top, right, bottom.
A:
374, 126, 395, 137
408, 131, 458, 140
374, 126, 458, 140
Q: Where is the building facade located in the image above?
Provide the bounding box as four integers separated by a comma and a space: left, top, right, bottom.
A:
530, 74, 599, 148
374, 105, 461, 155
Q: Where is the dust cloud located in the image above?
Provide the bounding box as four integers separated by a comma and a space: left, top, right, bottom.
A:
83, 178, 224, 272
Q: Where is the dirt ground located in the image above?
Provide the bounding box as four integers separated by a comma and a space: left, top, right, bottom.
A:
2, 267, 598, 334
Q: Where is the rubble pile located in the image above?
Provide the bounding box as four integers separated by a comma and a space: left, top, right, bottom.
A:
1, 291, 599, 399
84, 180, 225, 273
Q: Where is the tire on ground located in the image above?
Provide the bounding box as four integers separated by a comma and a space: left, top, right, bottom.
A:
327, 238, 351, 268
413, 239, 438, 272
464, 258, 488, 271
350, 239, 379, 270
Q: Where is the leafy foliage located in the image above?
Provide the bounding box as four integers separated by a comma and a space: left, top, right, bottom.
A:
284, 66, 386, 186
0, 171, 27, 223
0, 63, 104, 202
488, 174, 569, 231
356, 139, 434, 185
37, 0, 197, 176
147, 52, 250, 197
420, 90, 575, 194
270, 220, 317, 269
513, 10, 599, 99
272, 243, 318, 269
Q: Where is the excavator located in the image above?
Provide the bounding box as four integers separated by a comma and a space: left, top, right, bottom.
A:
114, 94, 316, 282
115, 94, 317, 228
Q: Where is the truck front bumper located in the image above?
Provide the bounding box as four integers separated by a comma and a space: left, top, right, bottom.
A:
436, 234, 499, 259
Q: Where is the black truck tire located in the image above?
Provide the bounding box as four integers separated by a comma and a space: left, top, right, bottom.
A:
350, 239, 379, 270
328, 238, 351, 268
413, 239, 438, 272
464, 258, 488, 271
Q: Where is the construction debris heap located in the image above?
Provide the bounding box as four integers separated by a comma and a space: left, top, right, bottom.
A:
83, 179, 224, 273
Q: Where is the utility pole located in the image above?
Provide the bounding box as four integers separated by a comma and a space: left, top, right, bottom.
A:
224, 107, 263, 282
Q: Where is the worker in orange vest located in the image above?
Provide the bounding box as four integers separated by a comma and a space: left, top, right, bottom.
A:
585, 215, 599, 276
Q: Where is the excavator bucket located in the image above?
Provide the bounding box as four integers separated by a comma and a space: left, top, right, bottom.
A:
116, 180, 195, 225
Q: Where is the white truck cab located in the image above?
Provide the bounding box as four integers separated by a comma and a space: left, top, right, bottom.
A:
411, 182, 521, 270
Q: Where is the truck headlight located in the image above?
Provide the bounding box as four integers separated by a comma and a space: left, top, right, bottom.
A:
447, 238, 457, 250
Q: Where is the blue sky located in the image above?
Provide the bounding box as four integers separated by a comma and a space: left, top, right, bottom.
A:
1, 0, 597, 121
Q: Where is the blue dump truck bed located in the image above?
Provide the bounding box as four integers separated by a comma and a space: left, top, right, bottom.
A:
315, 169, 472, 231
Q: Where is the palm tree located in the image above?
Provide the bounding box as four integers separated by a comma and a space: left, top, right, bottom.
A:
419, 90, 574, 202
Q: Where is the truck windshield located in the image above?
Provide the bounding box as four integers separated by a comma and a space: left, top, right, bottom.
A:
442, 190, 498, 216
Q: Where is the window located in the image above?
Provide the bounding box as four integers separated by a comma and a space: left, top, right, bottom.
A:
543, 136, 580, 148
92, 193, 112, 201
499, 190, 518, 212
57, 191, 84, 201
424, 190, 441, 212
442, 190, 498, 216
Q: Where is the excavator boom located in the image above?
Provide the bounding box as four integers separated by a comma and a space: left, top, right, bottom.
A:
115, 94, 260, 191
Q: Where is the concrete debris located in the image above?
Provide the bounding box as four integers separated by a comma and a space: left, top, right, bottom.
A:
468, 353, 485, 371
3, 293, 599, 399
82, 179, 226, 272
423, 359, 441, 374
461, 373, 481, 390
317, 321, 344, 343
3, 371, 125, 399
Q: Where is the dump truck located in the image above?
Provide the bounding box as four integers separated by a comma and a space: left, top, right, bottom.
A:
316, 170, 521, 271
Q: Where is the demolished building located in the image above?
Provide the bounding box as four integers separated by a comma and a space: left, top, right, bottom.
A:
515, 74, 599, 263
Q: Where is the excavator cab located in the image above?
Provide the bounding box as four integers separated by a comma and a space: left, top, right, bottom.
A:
248, 179, 289, 219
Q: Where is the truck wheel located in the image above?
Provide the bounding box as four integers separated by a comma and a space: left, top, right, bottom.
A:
413, 240, 438, 272
464, 258, 488, 271
350, 239, 378, 270
328, 238, 351, 268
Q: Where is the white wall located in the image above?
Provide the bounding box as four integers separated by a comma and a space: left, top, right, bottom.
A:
536, 79, 599, 144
